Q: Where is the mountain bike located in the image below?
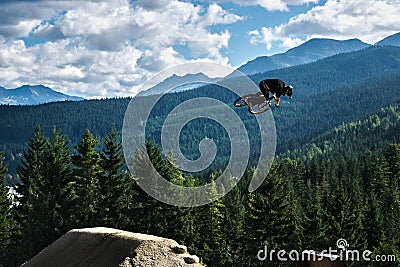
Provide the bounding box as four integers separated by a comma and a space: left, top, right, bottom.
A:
233, 92, 271, 114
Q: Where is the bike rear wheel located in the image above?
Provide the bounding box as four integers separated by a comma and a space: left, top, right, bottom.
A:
233, 97, 247, 107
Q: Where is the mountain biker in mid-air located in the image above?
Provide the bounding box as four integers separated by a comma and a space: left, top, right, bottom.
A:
233, 78, 293, 114
259, 79, 293, 107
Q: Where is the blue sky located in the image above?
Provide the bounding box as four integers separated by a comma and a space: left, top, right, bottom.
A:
208, 1, 322, 65
0, 0, 399, 98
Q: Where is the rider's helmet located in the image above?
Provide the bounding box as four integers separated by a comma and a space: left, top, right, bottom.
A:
285, 85, 293, 99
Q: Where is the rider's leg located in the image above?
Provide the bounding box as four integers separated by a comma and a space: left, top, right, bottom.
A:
259, 81, 270, 100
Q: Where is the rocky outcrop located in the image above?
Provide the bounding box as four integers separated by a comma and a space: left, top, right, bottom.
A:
22, 227, 202, 267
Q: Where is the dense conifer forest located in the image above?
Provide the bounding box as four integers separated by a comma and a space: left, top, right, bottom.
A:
0, 46, 400, 266
1, 46, 400, 174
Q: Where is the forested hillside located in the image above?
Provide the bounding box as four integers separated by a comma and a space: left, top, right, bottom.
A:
0, 98, 130, 175
279, 100, 400, 161
1, 110, 399, 266
1, 46, 400, 175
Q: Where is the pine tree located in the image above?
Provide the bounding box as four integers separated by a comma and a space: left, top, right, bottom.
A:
72, 129, 102, 226
99, 126, 125, 227
363, 192, 384, 251
222, 184, 245, 265
302, 181, 330, 250
205, 176, 227, 265
15, 126, 48, 261
13, 128, 75, 264
119, 171, 148, 232
243, 191, 264, 265
325, 182, 365, 251
142, 140, 179, 236
0, 152, 12, 266
384, 144, 400, 179
177, 206, 197, 253
369, 154, 400, 257
145, 139, 183, 185
175, 174, 197, 243
383, 144, 400, 251
122, 145, 154, 233
15, 126, 47, 209
189, 175, 226, 266
123, 139, 184, 236
243, 162, 297, 266
279, 159, 305, 251
374, 144, 400, 260
286, 194, 304, 251
42, 129, 74, 235
370, 156, 391, 210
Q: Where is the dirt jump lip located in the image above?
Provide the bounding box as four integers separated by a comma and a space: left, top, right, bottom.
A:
22, 227, 202, 267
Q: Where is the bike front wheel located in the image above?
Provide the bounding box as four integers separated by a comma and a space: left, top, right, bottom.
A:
249, 101, 271, 114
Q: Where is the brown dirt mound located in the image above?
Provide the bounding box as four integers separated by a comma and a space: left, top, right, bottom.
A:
21, 227, 202, 267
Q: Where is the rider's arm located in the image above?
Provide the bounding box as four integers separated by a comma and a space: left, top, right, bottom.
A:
275, 93, 281, 107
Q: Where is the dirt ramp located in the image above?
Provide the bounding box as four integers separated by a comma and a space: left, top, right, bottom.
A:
22, 227, 202, 267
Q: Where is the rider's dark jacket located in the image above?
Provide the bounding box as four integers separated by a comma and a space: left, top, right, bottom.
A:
259, 79, 287, 99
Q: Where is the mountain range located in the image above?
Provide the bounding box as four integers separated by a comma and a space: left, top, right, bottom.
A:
2, 32, 400, 105
138, 73, 220, 96
237, 38, 370, 74
376, 32, 400, 47
238, 31, 400, 75
140, 31, 400, 93
0, 85, 83, 105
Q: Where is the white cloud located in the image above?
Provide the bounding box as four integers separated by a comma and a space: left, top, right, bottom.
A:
50, 65, 86, 81
201, 3, 243, 25
188, 31, 231, 65
0, 19, 41, 38
250, 0, 400, 51
213, 0, 319, 11
0, 40, 36, 67
0, 0, 243, 98
58, 2, 128, 36
136, 47, 186, 72
0, 1, 70, 38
